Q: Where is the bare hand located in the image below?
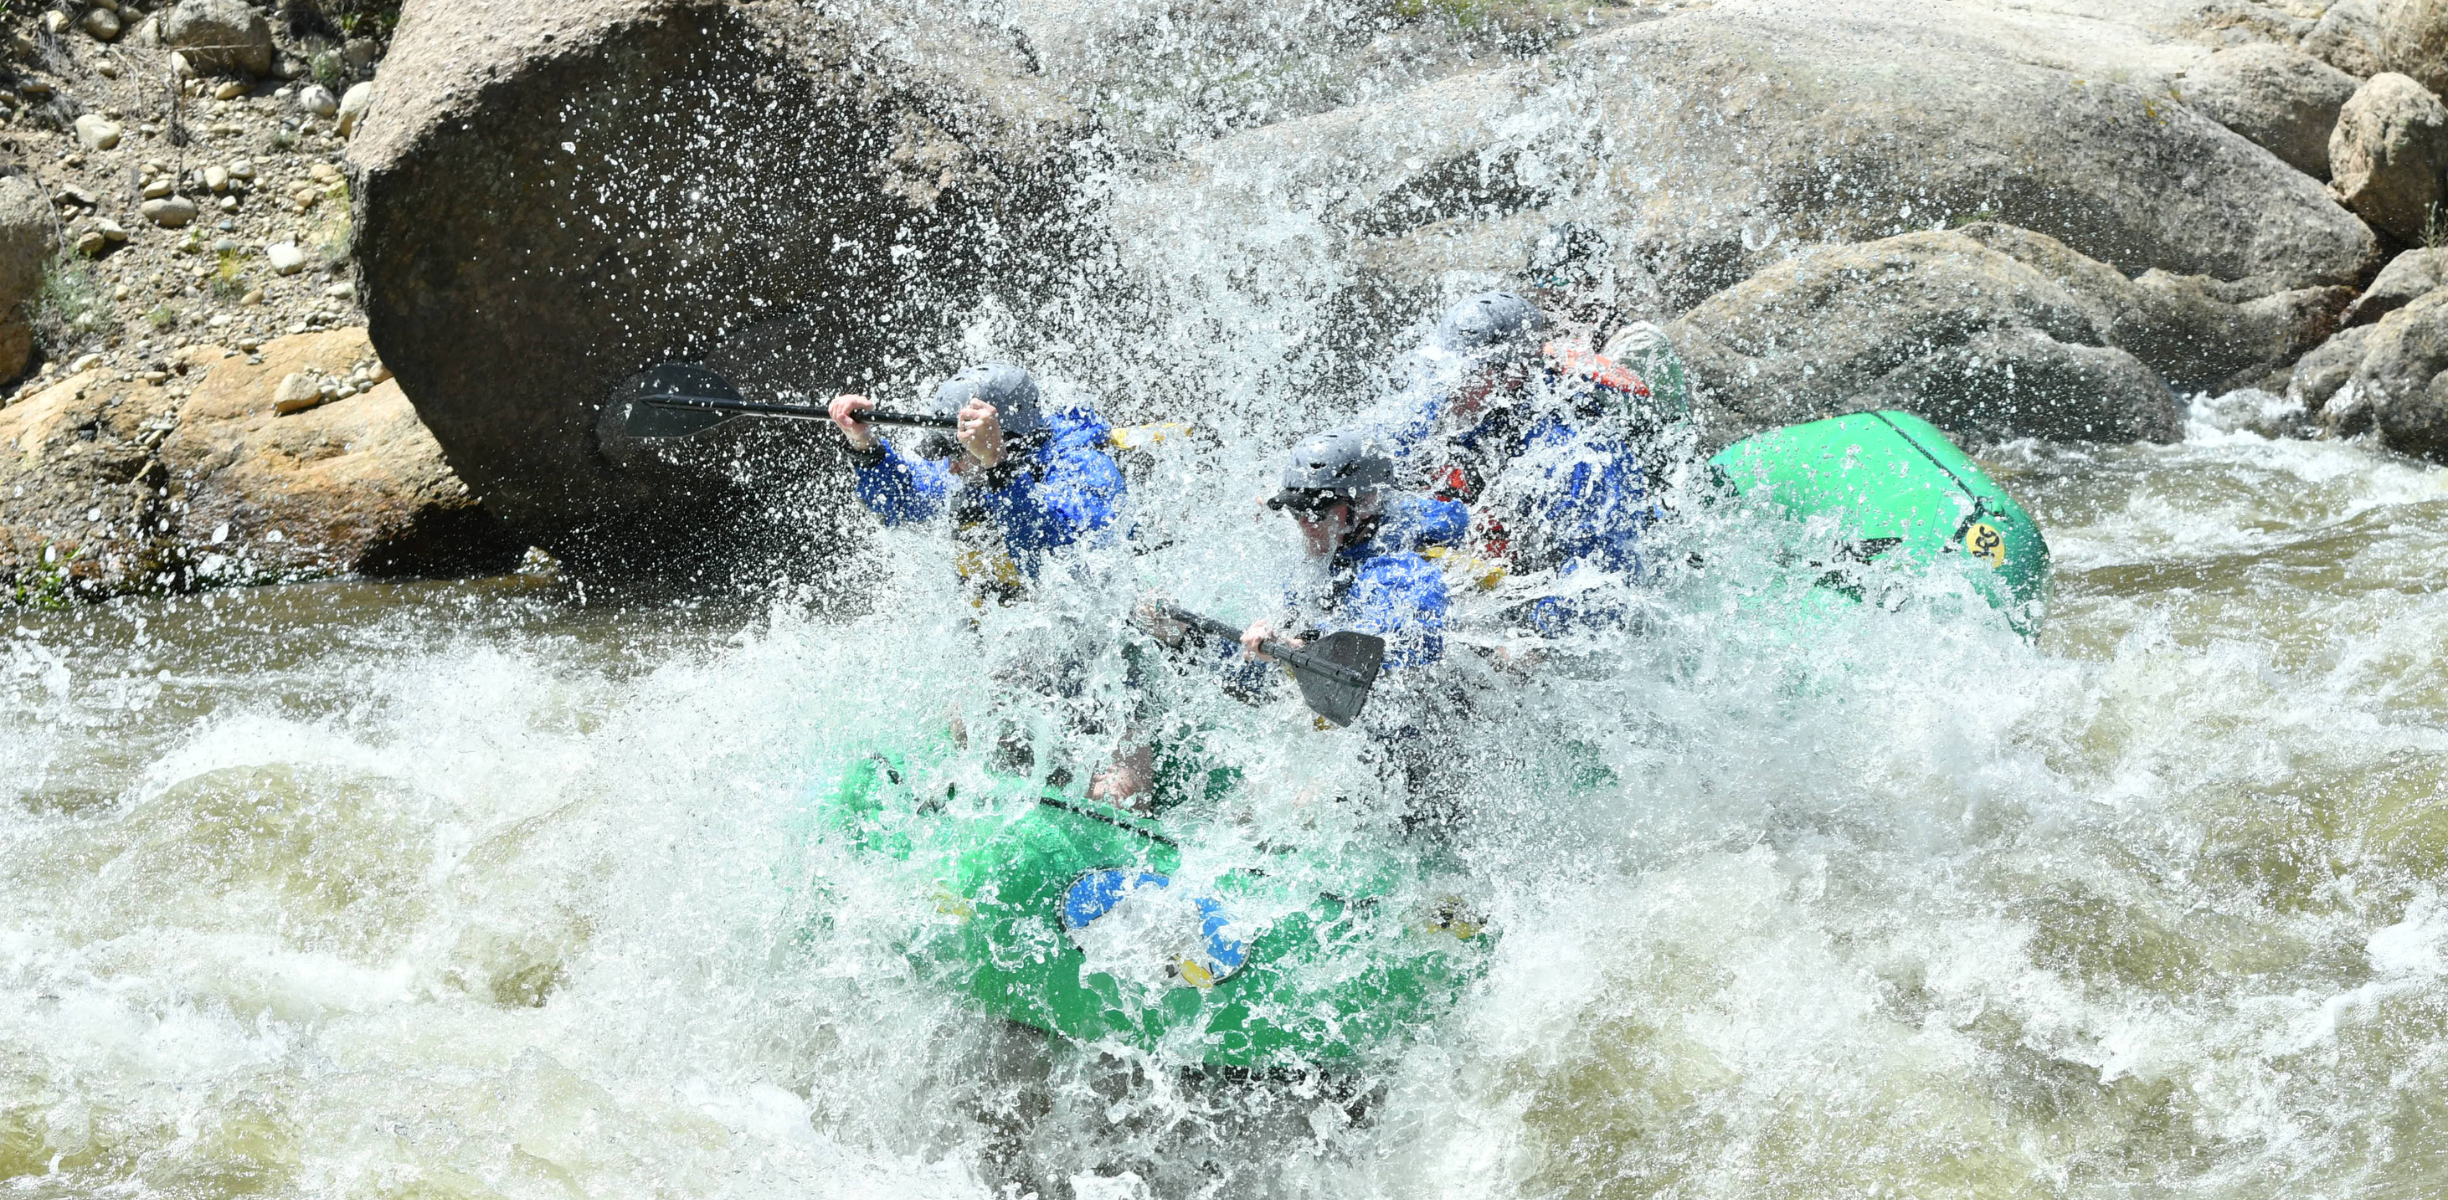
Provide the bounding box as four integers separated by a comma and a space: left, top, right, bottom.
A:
1240, 619, 1301, 663
829, 394, 878, 451
956, 398, 1005, 468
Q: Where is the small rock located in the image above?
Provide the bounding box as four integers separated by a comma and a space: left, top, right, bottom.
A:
217, 196, 238, 212
139, 196, 200, 228
74, 229, 109, 257
271, 370, 328, 413
203, 165, 229, 193
275, 54, 306, 81
112, 284, 129, 300
324, 281, 353, 298
96, 60, 121, 79
337, 81, 372, 137
16, 80, 51, 98
308, 162, 342, 184
39, 11, 68, 34
297, 85, 338, 118
69, 353, 101, 373
81, 7, 122, 41
265, 242, 306, 274
141, 177, 174, 199
72, 115, 123, 151
160, 0, 275, 77
343, 37, 379, 69
54, 184, 96, 208
168, 51, 194, 79
96, 219, 126, 243
368, 361, 390, 383
238, 290, 263, 306
227, 161, 255, 180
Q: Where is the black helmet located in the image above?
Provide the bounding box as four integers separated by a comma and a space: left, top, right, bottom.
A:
1430, 291, 1548, 366
931, 363, 1047, 436
1268, 427, 1393, 513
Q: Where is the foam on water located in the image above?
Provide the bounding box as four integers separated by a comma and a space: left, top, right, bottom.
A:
6, 398, 2448, 1197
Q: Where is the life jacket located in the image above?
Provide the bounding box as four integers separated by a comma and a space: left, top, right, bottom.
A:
1419, 344, 1653, 578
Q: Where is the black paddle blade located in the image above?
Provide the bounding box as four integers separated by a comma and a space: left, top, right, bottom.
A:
1290, 630, 1385, 727
618, 364, 747, 439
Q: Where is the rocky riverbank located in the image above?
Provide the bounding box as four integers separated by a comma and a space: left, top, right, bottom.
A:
16, 0, 2448, 602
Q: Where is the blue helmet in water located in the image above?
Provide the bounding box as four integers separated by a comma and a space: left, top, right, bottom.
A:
931, 363, 1048, 436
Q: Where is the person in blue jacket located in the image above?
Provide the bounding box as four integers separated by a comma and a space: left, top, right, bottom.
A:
827, 363, 1126, 599
1234, 426, 1463, 672
1096, 427, 1465, 810
1366, 291, 1673, 636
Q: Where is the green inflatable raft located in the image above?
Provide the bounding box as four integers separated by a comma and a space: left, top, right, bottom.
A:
796, 410, 2050, 1071
1708, 410, 2051, 636
801, 745, 1493, 1069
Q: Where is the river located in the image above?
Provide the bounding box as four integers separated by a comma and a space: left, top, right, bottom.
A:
4, 388, 2446, 1198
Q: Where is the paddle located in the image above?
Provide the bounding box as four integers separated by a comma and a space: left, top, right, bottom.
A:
1155, 605, 1384, 727
615, 363, 963, 440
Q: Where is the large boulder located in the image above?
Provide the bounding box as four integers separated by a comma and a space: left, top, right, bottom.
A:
2179, 44, 2362, 178
1664, 230, 2183, 448
2291, 323, 2376, 413
1947, 223, 2352, 396
2307, 0, 2387, 78
2328, 72, 2448, 244
351, 0, 1091, 579
157, 0, 274, 77
2377, 0, 2448, 95
1162, 0, 2380, 354
2342, 246, 2448, 325
0, 331, 523, 602
2332, 286, 2448, 458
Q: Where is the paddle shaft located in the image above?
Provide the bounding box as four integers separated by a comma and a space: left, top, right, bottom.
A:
640, 392, 956, 429
1158, 605, 1374, 690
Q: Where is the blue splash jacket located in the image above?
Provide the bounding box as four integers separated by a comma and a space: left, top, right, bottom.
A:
852, 409, 1128, 579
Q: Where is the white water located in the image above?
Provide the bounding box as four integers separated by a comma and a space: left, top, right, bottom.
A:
6, 391, 2448, 1197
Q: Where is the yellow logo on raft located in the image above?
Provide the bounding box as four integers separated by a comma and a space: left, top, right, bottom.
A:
1962, 521, 2006, 568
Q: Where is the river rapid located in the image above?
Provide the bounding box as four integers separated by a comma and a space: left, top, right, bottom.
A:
4, 387, 2447, 1199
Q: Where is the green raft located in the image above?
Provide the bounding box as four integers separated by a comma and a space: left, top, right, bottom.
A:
1708, 410, 2052, 636
802, 745, 1492, 1069
796, 410, 2051, 1071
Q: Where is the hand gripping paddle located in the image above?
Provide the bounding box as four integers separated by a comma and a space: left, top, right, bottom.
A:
615, 363, 960, 440
1157, 605, 1384, 728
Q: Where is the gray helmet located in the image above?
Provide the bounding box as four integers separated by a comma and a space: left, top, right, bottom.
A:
1268, 427, 1393, 513
1431, 291, 1548, 366
931, 363, 1047, 436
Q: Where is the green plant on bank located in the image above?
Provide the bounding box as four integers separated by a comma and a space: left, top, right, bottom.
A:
209, 250, 249, 299
145, 302, 180, 331
2424, 202, 2446, 252
310, 50, 344, 92
30, 257, 105, 357
11, 545, 77, 610
312, 188, 352, 266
